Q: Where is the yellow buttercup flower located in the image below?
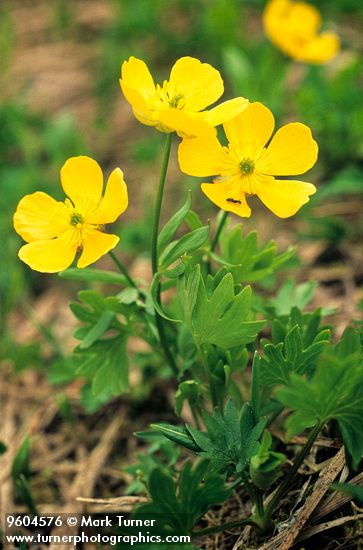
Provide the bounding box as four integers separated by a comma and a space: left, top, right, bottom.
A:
178, 102, 318, 218
263, 0, 340, 64
13, 156, 128, 273
120, 56, 248, 136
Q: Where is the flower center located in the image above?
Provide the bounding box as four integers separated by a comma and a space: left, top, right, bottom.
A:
169, 94, 184, 108
70, 212, 83, 226
240, 159, 255, 175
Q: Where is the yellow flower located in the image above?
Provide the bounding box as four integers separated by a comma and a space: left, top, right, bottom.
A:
120, 56, 248, 136
178, 102, 318, 218
13, 156, 128, 273
263, 0, 340, 64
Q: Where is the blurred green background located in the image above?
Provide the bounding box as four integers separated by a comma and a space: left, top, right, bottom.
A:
1, 0, 363, 376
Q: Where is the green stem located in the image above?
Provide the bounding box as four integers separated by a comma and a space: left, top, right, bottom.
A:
240, 470, 257, 505
151, 133, 173, 274
255, 488, 264, 518
192, 517, 256, 538
197, 343, 218, 408
108, 250, 138, 290
228, 476, 243, 492
150, 133, 178, 376
211, 210, 228, 252
264, 422, 323, 519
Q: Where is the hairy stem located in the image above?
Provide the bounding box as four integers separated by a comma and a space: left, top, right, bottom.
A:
150, 133, 178, 376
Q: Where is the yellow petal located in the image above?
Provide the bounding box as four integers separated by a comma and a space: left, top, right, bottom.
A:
13, 192, 69, 242
258, 123, 318, 176
77, 229, 120, 268
18, 230, 78, 273
61, 156, 103, 213
178, 135, 231, 177
121, 56, 156, 101
297, 32, 340, 64
223, 102, 275, 159
119, 81, 155, 124
263, 0, 321, 42
157, 109, 215, 137
289, 1, 321, 37
201, 180, 251, 218
168, 57, 224, 111
90, 168, 128, 224
256, 175, 316, 218
202, 97, 249, 127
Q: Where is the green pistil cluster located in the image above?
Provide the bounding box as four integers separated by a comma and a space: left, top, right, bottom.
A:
70, 212, 83, 226
169, 94, 184, 108
240, 159, 255, 175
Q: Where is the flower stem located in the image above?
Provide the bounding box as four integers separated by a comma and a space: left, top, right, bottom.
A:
151, 133, 173, 274
264, 422, 324, 519
151, 133, 178, 376
108, 250, 138, 290
211, 210, 229, 252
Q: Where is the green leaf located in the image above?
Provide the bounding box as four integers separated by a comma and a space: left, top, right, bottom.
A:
175, 380, 201, 416
150, 273, 181, 322
0, 441, 7, 454
250, 432, 286, 489
260, 309, 331, 388
11, 436, 31, 481
261, 323, 330, 387
77, 334, 130, 396
178, 267, 264, 349
15, 475, 38, 515
80, 383, 114, 413
331, 482, 363, 503
91, 334, 129, 395
159, 225, 210, 269
276, 330, 363, 468
79, 310, 115, 349
135, 460, 231, 533
186, 400, 266, 475
218, 225, 294, 283
151, 423, 201, 452
59, 268, 127, 285
158, 191, 191, 252
268, 279, 317, 316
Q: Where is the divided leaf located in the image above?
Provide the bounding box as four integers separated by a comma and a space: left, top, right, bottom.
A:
188, 401, 266, 474
78, 333, 129, 396
218, 225, 294, 283
249, 432, 286, 489
71, 290, 132, 396
135, 460, 231, 534
178, 266, 264, 349
276, 328, 363, 468
260, 321, 330, 387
